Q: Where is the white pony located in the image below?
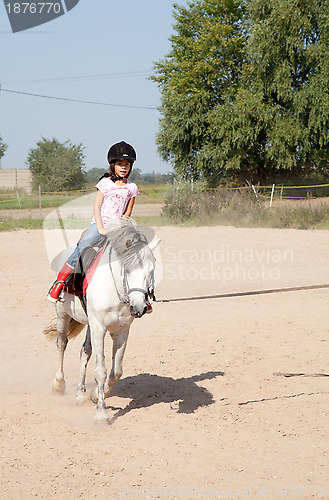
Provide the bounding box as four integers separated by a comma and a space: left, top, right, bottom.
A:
44, 219, 158, 424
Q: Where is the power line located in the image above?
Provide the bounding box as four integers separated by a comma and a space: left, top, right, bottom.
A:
2, 70, 152, 84
0, 87, 158, 110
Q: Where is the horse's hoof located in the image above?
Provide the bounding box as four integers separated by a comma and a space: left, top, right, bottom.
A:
76, 391, 88, 406
52, 378, 65, 394
94, 410, 109, 426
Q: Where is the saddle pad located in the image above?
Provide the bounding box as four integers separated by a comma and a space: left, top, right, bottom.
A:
82, 244, 107, 296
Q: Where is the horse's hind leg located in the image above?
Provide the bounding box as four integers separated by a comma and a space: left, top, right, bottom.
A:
52, 311, 71, 394
76, 326, 92, 404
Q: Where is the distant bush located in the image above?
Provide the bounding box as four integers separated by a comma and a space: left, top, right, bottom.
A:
84, 168, 104, 184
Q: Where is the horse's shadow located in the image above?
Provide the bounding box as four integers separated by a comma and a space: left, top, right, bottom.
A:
106, 370, 224, 423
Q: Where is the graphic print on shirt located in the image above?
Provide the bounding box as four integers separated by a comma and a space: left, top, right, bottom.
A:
103, 189, 129, 220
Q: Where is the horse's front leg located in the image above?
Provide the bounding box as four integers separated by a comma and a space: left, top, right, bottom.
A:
76, 326, 92, 404
52, 311, 71, 394
104, 328, 129, 398
89, 319, 109, 424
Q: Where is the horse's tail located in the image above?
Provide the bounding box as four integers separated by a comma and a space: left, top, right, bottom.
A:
43, 319, 58, 339
43, 318, 86, 340
67, 319, 86, 340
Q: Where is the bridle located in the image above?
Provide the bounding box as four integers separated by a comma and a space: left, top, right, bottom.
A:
108, 245, 156, 305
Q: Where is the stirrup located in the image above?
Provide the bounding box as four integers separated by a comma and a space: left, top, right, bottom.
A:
58, 289, 66, 303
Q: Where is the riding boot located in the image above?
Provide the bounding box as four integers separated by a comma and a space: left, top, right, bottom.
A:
47, 262, 74, 303
145, 301, 153, 314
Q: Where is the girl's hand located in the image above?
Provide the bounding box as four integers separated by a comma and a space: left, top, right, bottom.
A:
123, 197, 135, 218
98, 226, 108, 235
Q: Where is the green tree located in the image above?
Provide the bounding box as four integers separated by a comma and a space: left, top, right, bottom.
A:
151, 0, 246, 180
26, 137, 86, 192
152, 0, 329, 185
0, 135, 8, 163
207, 0, 329, 183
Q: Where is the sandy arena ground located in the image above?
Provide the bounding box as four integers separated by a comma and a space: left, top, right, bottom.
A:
1, 224, 329, 499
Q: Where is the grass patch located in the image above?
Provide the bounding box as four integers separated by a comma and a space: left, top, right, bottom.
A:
265, 202, 329, 229
136, 183, 169, 204
0, 218, 44, 231
0, 189, 92, 211
162, 183, 329, 229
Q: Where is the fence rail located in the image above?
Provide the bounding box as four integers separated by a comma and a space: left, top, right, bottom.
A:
172, 179, 329, 206
0, 186, 93, 211
247, 183, 329, 204
1, 181, 329, 211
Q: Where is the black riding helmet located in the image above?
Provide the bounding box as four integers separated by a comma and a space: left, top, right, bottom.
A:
100, 141, 136, 181
107, 141, 136, 164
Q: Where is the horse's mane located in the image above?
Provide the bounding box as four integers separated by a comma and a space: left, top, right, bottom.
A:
106, 219, 151, 270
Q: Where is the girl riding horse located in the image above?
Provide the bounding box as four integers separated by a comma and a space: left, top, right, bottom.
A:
47, 140, 152, 313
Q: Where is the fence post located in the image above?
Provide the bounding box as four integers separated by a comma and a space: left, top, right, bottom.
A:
269, 184, 275, 208
280, 184, 283, 201
172, 178, 176, 203
39, 185, 42, 218
251, 184, 259, 200
16, 189, 22, 209
13, 169, 17, 189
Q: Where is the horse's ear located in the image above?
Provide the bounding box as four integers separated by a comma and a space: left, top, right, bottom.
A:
132, 233, 142, 245
126, 239, 132, 249
149, 238, 161, 251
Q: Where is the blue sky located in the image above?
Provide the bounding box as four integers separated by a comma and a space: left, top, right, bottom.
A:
0, 0, 188, 174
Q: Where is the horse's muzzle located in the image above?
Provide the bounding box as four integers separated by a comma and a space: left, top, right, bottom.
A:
130, 304, 147, 318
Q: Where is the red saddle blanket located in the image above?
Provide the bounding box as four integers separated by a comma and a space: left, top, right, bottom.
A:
82, 245, 106, 295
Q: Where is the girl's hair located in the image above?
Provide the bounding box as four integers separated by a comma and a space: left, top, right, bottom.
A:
99, 160, 133, 182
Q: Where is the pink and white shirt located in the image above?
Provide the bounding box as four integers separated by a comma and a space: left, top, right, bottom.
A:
91, 177, 139, 228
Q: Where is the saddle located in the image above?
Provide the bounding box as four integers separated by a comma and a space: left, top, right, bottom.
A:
66, 235, 108, 297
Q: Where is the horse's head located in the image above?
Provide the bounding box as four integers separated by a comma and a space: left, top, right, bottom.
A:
124, 232, 157, 318
109, 221, 159, 318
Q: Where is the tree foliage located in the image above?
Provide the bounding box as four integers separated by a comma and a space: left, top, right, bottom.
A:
152, 0, 329, 184
151, 0, 246, 180
26, 137, 86, 192
0, 135, 8, 162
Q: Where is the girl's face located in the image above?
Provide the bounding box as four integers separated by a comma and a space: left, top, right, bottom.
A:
114, 160, 131, 178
